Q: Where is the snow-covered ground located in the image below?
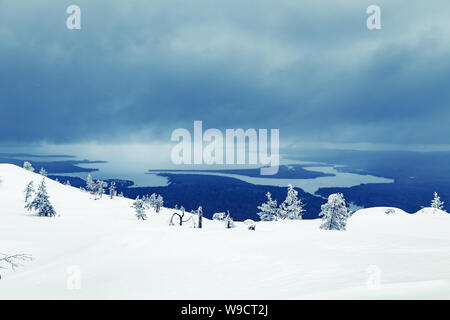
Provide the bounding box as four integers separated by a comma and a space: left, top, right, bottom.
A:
0, 163, 449, 299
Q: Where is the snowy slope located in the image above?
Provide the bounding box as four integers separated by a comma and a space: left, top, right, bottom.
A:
0, 163, 449, 299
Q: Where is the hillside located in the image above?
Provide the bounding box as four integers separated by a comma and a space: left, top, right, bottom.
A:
0, 163, 449, 299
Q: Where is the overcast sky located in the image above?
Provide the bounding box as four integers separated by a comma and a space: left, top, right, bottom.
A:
1, 0, 450, 149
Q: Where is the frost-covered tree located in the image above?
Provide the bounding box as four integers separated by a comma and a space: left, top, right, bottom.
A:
225, 211, 234, 229
65, 180, 71, 186
154, 195, 164, 213
197, 206, 203, 228
212, 212, 226, 221
39, 168, 48, 177
431, 192, 445, 211
23, 161, 34, 172
25, 179, 57, 217
169, 206, 191, 226
96, 180, 108, 198
144, 194, 155, 209
132, 196, 147, 220
24, 181, 35, 203
145, 193, 164, 213
86, 174, 96, 194
109, 181, 116, 199
319, 193, 349, 231
257, 192, 278, 221
279, 184, 306, 220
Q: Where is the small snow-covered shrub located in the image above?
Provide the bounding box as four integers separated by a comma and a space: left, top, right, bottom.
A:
244, 219, 256, 230
212, 212, 226, 221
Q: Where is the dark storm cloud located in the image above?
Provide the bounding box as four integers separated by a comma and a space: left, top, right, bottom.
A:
0, 0, 449, 145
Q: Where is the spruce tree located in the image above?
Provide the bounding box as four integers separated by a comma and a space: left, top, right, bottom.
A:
39, 168, 48, 177
431, 192, 445, 211
257, 192, 278, 221
319, 193, 349, 231
109, 181, 117, 199
26, 179, 57, 217
133, 196, 147, 220
279, 184, 306, 220
24, 181, 35, 203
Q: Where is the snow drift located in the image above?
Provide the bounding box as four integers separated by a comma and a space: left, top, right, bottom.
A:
0, 163, 449, 299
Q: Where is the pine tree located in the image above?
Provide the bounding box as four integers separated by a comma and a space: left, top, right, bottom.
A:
24, 181, 35, 203
319, 193, 349, 231
65, 180, 71, 186
23, 161, 34, 172
86, 174, 96, 194
279, 184, 306, 220
431, 192, 445, 211
257, 192, 278, 221
109, 181, 116, 199
133, 196, 147, 220
25, 179, 57, 217
39, 168, 48, 177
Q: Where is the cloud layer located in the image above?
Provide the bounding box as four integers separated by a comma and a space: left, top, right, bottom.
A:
1, 0, 449, 146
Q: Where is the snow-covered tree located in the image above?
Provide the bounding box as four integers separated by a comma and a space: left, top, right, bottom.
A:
431, 192, 445, 211
154, 195, 163, 213
169, 206, 189, 226
279, 184, 306, 220
319, 193, 349, 231
96, 180, 108, 198
25, 179, 57, 217
145, 193, 164, 213
65, 180, 71, 186
24, 181, 35, 203
39, 168, 48, 177
86, 174, 96, 194
144, 194, 155, 209
212, 212, 226, 221
132, 196, 147, 220
257, 192, 278, 221
109, 181, 116, 199
197, 206, 203, 228
118, 192, 124, 198
23, 161, 34, 172
225, 211, 234, 229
